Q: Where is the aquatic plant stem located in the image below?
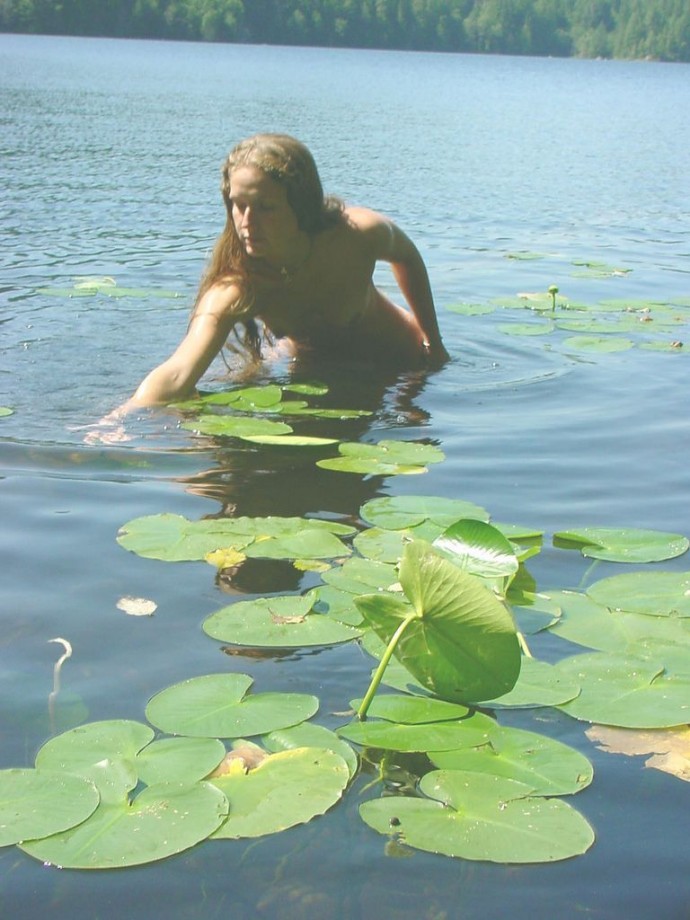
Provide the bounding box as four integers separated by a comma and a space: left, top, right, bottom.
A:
357, 613, 417, 721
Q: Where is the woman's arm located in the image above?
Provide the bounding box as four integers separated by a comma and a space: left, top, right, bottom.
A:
128, 283, 241, 408
352, 208, 449, 366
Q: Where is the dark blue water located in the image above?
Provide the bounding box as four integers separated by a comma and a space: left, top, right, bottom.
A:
1, 35, 689, 919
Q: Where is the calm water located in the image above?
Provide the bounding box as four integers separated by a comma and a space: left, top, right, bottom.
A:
1, 34, 689, 919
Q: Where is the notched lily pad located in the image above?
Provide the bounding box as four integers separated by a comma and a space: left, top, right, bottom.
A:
554, 527, 688, 563
317, 440, 444, 476
0, 769, 100, 847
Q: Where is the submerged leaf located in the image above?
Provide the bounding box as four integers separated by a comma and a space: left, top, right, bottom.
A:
586, 724, 690, 783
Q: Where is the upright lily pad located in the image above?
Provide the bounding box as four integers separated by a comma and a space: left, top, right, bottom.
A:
21, 782, 228, 869
211, 747, 349, 839
356, 541, 521, 703
433, 519, 519, 579
202, 593, 361, 648
0, 769, 99, 847
429, 724, 593, 796
145, 674, 319, 738
554, 527, 688, 563
359, 770, 595, 863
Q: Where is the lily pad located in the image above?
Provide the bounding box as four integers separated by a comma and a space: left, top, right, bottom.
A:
555, 651, 690, 728
0, 769, 99, 847
562, 335, 634, 353
498, 323, 553, 336
182, 415, 293, 438
145, 673, 319, 738
262, 724, 358, 779
0, 407, 13, 418
21, 782, 228, 869
211, 747, 349, 839
35, 720, 154, 803
554, 527, 688, 563
480, 657, 580, 709
360, 495, 489, 531
429, 724, 593, 796
320, 556, 398, 594
338, 710, 495, 753
238, 434, 339, 446
134, 737, 227, 786
202, 593, 361, 648
356, 541, 521, 703
317, 440, 444, 475
433, 518, 519, 579
586, 571, 690, 618
359, 770, 595, 863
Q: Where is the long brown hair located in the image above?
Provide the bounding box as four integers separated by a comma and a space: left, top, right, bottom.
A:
194, 134, 343, 358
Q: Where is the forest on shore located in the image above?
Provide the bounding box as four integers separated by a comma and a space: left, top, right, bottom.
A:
2, 0, 689, 62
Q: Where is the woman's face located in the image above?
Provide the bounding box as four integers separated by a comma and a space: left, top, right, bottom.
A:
229, 165, 300, 262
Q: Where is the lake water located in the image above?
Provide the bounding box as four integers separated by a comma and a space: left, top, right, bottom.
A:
1, 34, 689, 919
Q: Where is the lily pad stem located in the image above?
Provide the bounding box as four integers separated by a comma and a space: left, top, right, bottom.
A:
517, 630, 533, 658
357, 612, 417, 721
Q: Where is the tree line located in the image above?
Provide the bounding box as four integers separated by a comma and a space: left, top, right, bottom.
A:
2, 0, 689, 62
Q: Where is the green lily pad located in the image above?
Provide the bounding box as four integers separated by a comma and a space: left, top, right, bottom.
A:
135, 737, 227, 786
562, 335, 634, 353
35, 720, 154, 804
311, 584, 365, 626
547, 590, 690, 651
182, 415, 293, 438
282, 382, 329, 396
145, 674, 319, 738
262, 724, 358, 779
21, 782, 228, 868
317, 440, 444, 475
202, 385, 284, 409
498, 322, 553, 336
586, 571, 690, 617
351, 694, 472, 725
480, 657, 580, 708
117, 514, 353, 562
446, 303, 495, 316
0, 769, 100, 847
356, 542, 521, 703
0, 407, 13, 418
554, 527, 688, 563
433, 519, 519, 579
320, 557, 398, 594
338, 710, 495, 752
359, 770, 595, 863
429, 724, 593, 796
211, 747, 349, 839
360, 495, 489, 530
555, 651, 690, 728
202, 593, 361, 648
639, 341, 687, 354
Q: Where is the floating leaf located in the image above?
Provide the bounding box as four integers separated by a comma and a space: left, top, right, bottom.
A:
0, 769, 99, 847
562, 335, 634, 353
360, 495, 488, 531
117, 514, 353, 562
145, 674, 319, 738
202, 385, 284, 409
433, 519, 519, 579
554, 527, 688, 563
586, 571, 690, 618
238, 434, 339, 446
429, 724, 593, 796
116, 595, 157, 617
321, 556, 397, 594
282, 382, 329, 396
356, 541, 521, 703
211, 747, 348, 839
317, 440, 444, 475
0, 407, 13, 418
351, 694, 472, 725
203, 594, 361, 648
480, 657, 580, 708
35, 720, 154, 803
338, 710, 494, 752
21, 782, 228, 869
359, 770, 595, 863
556, 651, 690, 728
205, 547, 246, 569
262, 724, 358, 779
446, 303, 495, 316
134, 737, 226, 786
181, 415, 293, 438
498, 323, 553, 336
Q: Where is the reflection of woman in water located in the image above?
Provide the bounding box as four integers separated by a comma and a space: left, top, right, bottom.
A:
124, 133, 448, 411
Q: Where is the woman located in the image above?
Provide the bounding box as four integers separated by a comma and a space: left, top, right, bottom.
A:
121, 134, 448, 411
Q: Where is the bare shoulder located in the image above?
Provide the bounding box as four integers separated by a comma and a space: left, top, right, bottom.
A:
193, 278, 244, 322
342, 206, 397, 255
